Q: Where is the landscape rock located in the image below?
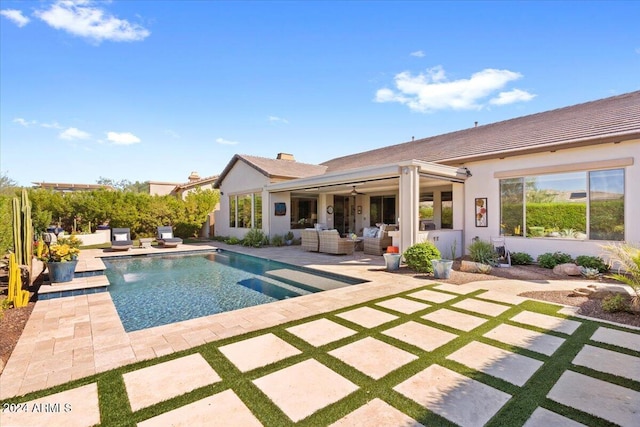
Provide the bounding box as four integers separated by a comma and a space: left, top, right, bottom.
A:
460, 260, 492, 274
553, 263, 582, 276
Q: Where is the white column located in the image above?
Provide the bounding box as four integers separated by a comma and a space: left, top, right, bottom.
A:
452, 183, 464, 230
399, 165, 419, 253
262, 188, 270, 235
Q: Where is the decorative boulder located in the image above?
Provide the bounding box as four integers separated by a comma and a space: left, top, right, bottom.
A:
553, 263, 582, 276
577, 285, 631, 300
460, 260, 492, 274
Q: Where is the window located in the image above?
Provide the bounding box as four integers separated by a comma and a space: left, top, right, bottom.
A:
229, 193, 262, 229
291, 196, 317, 229
500, 168, 624, 240
370, 196, 396, 226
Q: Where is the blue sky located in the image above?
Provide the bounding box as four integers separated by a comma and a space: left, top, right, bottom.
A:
1, 1, 639, 187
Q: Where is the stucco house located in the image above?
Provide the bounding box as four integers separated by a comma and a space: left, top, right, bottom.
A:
214, 91, 640, 259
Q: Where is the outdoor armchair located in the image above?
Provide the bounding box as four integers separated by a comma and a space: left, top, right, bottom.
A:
364, 224, 396, 256
301, 229, 319, 252
318, 229, 354, 255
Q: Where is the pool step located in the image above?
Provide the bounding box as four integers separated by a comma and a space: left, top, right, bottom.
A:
39, 257, 109, 300
38, 275, 109, 300
265, 268, 351, 292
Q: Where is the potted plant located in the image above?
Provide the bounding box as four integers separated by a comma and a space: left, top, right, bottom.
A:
431, 240, 456, 279
284, 231, 294, 246
40, 235, 81, 283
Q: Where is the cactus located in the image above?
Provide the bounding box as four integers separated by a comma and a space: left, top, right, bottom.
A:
21, 189, 33, 270
11, 189, 34, 270
12, 197, 22, 264
8, 253, 29, 308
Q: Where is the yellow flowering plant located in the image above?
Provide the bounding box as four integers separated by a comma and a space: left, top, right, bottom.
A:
39, 235, 81, 262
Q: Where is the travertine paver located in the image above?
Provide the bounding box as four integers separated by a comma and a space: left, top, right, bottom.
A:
547, 370, 640, 427
483, 324, 565, 356
573, 345, 640, 381
328, 337, 418, 379
523, 407, 586, 427
453, 298, 511, 317
433, 283, 477, 294
123, 353, 221, 412
510, 311, 582, 335
137, 389, 262, 427
286, 318, 357, 347
477, 290, 527, 305
422, 308, 488, 332
394, 364, 511, 427
382, 321, 458, 352
252, 358, 358, 422
218, 333, 302, 372
375, 297, 430, 314
328, 398, 425, 427
407, 289, 457, 304
591, 327, 640, 352
447, 341, 543, 386
335, 306, 399, 329
0, 383, 100, 427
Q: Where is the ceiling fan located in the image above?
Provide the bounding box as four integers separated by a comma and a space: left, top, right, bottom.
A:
350, 185, 364, 196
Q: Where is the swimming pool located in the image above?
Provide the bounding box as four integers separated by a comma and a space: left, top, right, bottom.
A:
104, 250, 365, 332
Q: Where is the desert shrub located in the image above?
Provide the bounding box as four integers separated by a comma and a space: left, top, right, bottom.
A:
403, 242, 441, 274
602, 242, 640, 310
225, 236, 240, 245
243, 229, 268, 248
284, 231, 294, 241
510, 252, 534, 265
270, 234, 284, 247
537, 251, 572, 269
468, 239, 497, 265
575, 255, 609, 273
601, 294, 629, 313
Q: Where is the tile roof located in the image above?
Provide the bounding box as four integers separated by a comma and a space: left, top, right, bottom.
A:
214, 154, 328, 188
322, 91, 640, 172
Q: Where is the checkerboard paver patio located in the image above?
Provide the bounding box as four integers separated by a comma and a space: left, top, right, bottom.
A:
3, 243, 639, 427
573, 344, 640, 381
510, 310, 582, 335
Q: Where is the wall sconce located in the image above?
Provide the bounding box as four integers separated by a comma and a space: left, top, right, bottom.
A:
357, 206, 362, 215
402, 166, 410, 175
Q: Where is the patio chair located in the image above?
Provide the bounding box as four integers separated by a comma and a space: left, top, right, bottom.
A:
301, 229, 319, 252
318, 229, 354, 255
111, 228, 133, 251
157, 226, 183, 248
364, 224, 396, 255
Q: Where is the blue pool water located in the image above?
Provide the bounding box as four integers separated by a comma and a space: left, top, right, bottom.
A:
105, 251, 364, 332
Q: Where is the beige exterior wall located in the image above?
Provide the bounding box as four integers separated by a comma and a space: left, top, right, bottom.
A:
462, 139, 639, 259
149, 182, 178, 196
214, 161, 270, 238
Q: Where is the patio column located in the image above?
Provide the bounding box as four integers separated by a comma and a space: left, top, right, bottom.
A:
398, 165, 419, 253
262, 188, 270, 234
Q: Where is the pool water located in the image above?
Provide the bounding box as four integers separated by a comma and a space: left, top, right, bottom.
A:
105, 251, 364, 332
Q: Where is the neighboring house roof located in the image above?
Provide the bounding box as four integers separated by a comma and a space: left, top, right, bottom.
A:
32, 182, 114, 191
214, 154, 328, 188
175, 175, 219, 192
322, 91, 640, 173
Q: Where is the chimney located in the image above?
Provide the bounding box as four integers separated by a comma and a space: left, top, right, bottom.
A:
188, 171, 201, 182
276, 153, 295, 161
474, 121, 478, 128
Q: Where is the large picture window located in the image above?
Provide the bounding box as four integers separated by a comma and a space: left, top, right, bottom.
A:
500, 168, 624, 241
229, 193, 262, 229
370, 196, 396, 226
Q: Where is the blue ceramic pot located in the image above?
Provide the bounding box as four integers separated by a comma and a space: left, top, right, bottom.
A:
47, 260, 78, 283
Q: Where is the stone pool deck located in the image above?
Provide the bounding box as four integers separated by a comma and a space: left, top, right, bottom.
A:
1, 243, 639, 426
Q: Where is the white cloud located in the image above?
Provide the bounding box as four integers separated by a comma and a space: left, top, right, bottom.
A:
268, 116, 289, 124
490, 89, 537, 105
375, 65, 535, 112
216, 137, 239, 145
1, 9, 30, 27
34, 0, 150, 43
40, 121, 63, 129
60, 127, 91, 140
13, 117, 35, 127
410, 50, 425, 57
107, 131, 141, 145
